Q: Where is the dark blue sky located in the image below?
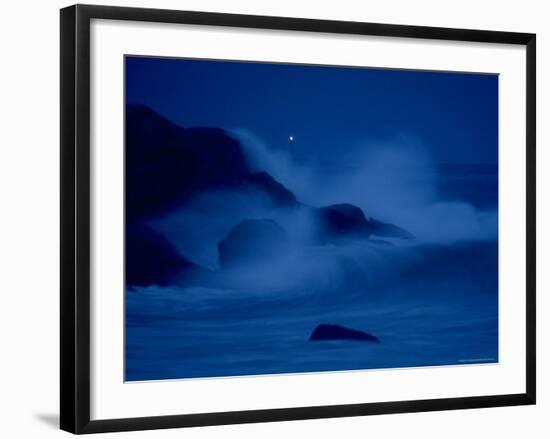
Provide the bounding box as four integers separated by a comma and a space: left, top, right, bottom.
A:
126, 56, 498, 165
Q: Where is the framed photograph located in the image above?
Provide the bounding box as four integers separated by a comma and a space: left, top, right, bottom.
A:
60, 4, 536, 434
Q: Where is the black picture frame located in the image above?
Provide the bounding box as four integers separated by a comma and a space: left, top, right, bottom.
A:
60, 4, 536, 434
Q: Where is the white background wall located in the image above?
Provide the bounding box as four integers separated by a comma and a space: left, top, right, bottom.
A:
0, 0, 546, 437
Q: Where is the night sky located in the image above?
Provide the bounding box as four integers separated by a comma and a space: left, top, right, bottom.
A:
125, 56, 498, 165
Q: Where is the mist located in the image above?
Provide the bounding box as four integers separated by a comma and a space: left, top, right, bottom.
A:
146, 128, 498, 296
125, 58, 499, 381
232, 129, 497, 243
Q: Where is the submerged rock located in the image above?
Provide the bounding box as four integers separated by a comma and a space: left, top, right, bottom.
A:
218, 219, 288, 268
309, 324, 379, 342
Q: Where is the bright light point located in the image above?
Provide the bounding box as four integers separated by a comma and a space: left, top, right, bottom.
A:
289, 135, 294, 141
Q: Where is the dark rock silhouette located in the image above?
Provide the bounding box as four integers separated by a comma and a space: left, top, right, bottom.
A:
317, 204, 371, 239
309, 324, 380, 342
369, 219, 415, 240
126, 222, 195, 286
124, 104, 414, 286
239, 172, 298, 207
126, 104, 250, 219
218, 219, 288, 268
315, 203, 413, 242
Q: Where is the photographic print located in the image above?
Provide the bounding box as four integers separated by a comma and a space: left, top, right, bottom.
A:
124, 56, 499, 382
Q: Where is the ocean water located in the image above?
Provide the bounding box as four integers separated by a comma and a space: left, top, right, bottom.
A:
125, 164, 498, 381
